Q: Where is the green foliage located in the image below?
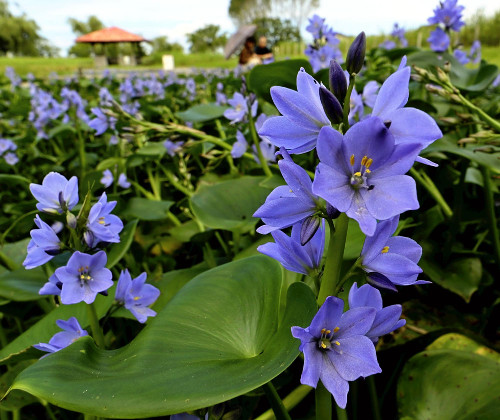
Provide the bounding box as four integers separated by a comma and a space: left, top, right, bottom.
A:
253, 17, 300, 46
6, 257, 317, 418
186, 24, 228, 54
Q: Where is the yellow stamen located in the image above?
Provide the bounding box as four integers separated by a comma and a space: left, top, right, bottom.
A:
365, 169, 371, 174
325, 330, 331, 334
320, 342, 327, 349
333, 327, 339, 333
321, 328, 326, 334
133, 296, 140, 301
365, 158, 373, 168
381, 246, 390, 253
361, 155, 368, 166
334, 341, 340, 346
350, 154, 355, 165
354, 171, 362, 176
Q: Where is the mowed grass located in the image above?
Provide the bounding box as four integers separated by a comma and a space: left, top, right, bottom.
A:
0, 45, 498, 78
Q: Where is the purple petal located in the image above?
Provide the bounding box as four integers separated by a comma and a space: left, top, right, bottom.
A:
319, 353, 350, 409
386, 236, 422, 263
367, 253, 422, 276
310, 296, 344, 335
345, 194, 378, 236
366, 272, 398, 291
328, 335, 381, 381
312, 163, 352, 212
296, 67, 323, 111
279, 160, 316, 204
361, 217, 399, 264
316, 126, 345, 170
348, 282, 383, 310
387, 107, 442, 148
336, 307, 377, 338
301, 342, 322, 388
259, 116, 319, 152
372, 67, 410, 119
368, 305, 404, 339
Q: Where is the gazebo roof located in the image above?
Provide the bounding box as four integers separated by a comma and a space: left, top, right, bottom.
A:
76, 27, 148, 43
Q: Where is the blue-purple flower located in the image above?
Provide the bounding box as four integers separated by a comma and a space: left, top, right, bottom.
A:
39, 272, 62, 296
428, 27, 450, 52
223, 92, 257, 124
163, 139, 184, 156
118, 173, 131, 188
254, 149, 320, 234
454, 49, 469, 65
84, 192, 123, 248
312, 119, 420, 236
306, 14, 326, 38
231, 130, 248, 158
115, 269, 160, 323
257, 220, 325, 275
360, 216, 427, 288
348, 282, 406, 342
33, 317, 88, 356
100, 169, 114, 188
55, 251, 113, 304
428, 0, 465, 31
88, 107, 117, 136
258, 68, 330, 154
30, 172, 79, 214
291, 296, 381, 408
23, 215, 61, 269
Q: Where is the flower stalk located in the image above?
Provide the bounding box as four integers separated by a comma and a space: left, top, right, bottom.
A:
315, 381, 332, 420
262, 381, 291, 420
86, 302, 105, 349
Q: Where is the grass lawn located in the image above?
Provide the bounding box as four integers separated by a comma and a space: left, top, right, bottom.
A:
0, 45, 498, 78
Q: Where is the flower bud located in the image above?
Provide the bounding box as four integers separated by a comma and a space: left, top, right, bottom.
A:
326, 203, 341, 220
319, 86, 343, 124
366, 272, 397, 291
329, 60, 347, 103
66, 212, 77, 229
346, 32, 366, 75
300, 215, 321, 246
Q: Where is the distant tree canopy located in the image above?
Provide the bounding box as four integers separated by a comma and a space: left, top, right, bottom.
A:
150, 36, 183, 53
229, 0, 319, 37
68, 16, 105, 57
253, 17, 300, 46
186, 25, 227, 53
0, 0, 58, 56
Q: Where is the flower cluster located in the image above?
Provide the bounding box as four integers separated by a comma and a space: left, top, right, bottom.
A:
304, 14, 343, 72
454, 40, 481, 65
0, 138, 18, 165
24, 171, 160, 356
379, 23, 408, 50
427, 0, 465, 52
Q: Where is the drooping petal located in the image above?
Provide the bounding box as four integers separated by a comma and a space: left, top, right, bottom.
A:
367, 252, 422, 276
346, 194, 378, 236
328, 335, 381, 381
386, 236, 422, 263
361, 216, 399, 264
278, 160, 316, 205
386, 107, 442, 148
258, 116, 319, 152
253, 196, 315, 230
320, 353, 350, 409
368, 305, 404, 339
300, 342, 322, 387
360, 175, 419, 221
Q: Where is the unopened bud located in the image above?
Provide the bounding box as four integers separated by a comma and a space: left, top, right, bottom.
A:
326, 203, 341, 220
319, 86, 343, 124
436, 67, 449, 83
366, 272, 397, 291
346, 32, 366, 75
66, 212, 77, 229
300, 216, 321, 246
329, 60, 347, 103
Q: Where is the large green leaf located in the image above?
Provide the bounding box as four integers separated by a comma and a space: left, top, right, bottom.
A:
122, 198, 174, 221
398, 333, 500, 419
248, 59, 313, 103
0, 268, 47, 301
190, 176, 278, 231
107, 219, 139, 268
420, 256, 482, 302
7, 256, 317, 418
176, 103, 228, 123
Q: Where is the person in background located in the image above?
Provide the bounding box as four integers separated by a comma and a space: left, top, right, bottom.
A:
239, 36, 260, 67
255, 36, 274, 63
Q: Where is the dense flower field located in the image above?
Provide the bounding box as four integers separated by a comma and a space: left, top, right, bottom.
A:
0, 2, 499, 419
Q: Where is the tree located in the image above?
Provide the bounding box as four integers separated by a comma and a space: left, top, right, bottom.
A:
0, 0, 55, 56
186, 25, 227, 53
252, 17, 300, 46
151, 36, 183, 53
229, 0, 272, 25
67, 16, 105, 57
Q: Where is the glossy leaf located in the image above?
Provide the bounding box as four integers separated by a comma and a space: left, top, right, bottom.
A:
122, 198, 174, 221
398, 333, 500, 419
176, 103, 228, 123
7, 256, 317, 418
248, 59, 314, 103
0, 268, 47, 301
135, 142, 166, 158
190, 176, 277, 231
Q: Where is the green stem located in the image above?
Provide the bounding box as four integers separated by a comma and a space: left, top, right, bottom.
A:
458, 94, 500, 132
334, 259, 360, 296
481, 166, 500, 268
335, 406, 348, 420
315, 381, 332, 420
248, 113, 273, 177
146, 167, 161, 200
318, 214, 349, 304
0, 250, 17, 271
161, 167, 193, 197
11, 410, 20, 420
167, 211, 182, 227
1, 209, 38, 244
410, 167, 453, 218
262, 382, 292, 420
77, 121, 87, 178
367, 376, 382, 420
255, 385, 313, 420
87, 303, 105, 349
342, 75, 356, 133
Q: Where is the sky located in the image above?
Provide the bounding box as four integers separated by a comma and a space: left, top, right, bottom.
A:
12, 0, 500, 55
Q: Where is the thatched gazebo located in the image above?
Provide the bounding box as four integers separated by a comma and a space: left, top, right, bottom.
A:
76, 27, 149, 66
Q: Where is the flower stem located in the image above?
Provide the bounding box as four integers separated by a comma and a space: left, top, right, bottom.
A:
335, 406, 348, 420
87, 303, 105, 349
367, 376, 382, 420
318, 213, 349, 304
248, 113, 273, 177
262, 381, 292, 420
255, 385, 313, 420
481, 166, 500, 268
457, 94, 500, 132
342, 75, 356, 133
315, 381, 332, 420
76, 121, 87, 178
409, 167, 453, 218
